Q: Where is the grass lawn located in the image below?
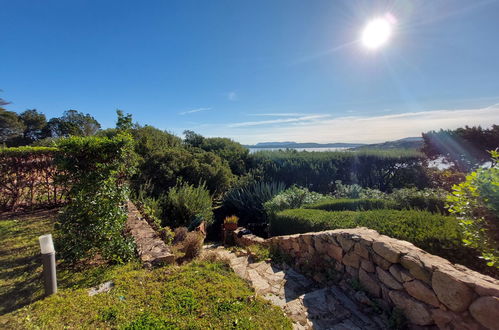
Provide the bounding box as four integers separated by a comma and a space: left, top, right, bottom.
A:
0, 210, 292, 329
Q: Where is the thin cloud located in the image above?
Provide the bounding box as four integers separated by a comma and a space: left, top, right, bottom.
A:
179, 107, 211, 115
247, 112, 309, 117
227, 91, 238, 101
202, 103, 499, 144
228, 114, 331, 128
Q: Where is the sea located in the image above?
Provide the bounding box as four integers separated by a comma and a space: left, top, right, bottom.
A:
248, 147, 350, 154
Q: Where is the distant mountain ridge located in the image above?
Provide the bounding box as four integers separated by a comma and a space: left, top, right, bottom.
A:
244, 137, 423, 150
244, 141, 366, 148
351, 137, 423, 150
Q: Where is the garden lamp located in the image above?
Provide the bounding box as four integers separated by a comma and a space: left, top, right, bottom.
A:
39, 234, 57, 296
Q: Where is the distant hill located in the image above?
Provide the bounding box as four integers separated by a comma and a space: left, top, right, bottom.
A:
244, 142, 366, 149
351, 137, 423, 151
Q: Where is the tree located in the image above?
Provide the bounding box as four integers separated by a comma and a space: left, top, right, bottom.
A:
116, 109, 133, 131
200, 137, 249, 175
183, 130, 205, 148
0, 97, 25, 144
422, 125, 499, 172
43, 110, 101, 138
18, 109, 47, 142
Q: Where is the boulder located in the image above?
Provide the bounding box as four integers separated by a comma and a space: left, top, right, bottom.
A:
403, 280, 439, 307
376, 267, 403, 290
469, 296, 499, 329
432, 269, 474, 312
359, 268, 381, 297
389, 290, 433, 326
372, 240, 401, 263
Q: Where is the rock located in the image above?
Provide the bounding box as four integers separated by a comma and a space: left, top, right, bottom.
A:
372, 241, 401, 263
469, 296, 499, 329
327, 244, 343, 262
389, 264, 411, 283
403, 280, 439, 307
432, 269, 474, 312
359, 268, 381, 297
431, 309, 454, 329
355, 291, 372, 305
376, 267, 403, 290
354, 243, 369, 259
400, 254, 431, 283
88, 281, 114, 296
342, 251, 360, 268
337, 235, 355, 252
361, 259, 375, 273
372, 252, 392, 270
388, 290, 433, 326
345, 265, 358, 278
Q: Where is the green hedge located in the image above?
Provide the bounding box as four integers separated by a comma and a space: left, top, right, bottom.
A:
269, 208, 464, 256
304, 198, 397, 212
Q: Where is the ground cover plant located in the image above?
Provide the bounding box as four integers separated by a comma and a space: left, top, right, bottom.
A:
0, 208, 292, 329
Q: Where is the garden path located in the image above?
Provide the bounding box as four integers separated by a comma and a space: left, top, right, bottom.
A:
203, 245, 386, 330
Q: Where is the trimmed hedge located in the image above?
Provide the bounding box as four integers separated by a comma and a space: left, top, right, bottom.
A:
304, 198, 397, 212
269, 208, 465, 258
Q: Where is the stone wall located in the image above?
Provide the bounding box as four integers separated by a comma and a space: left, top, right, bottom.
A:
230, 227, 499, 329
126, 201, 174, 267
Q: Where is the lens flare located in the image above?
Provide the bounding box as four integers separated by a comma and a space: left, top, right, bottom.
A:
361, 16, 394, 50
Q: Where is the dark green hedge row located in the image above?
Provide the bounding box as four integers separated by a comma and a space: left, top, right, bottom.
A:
304, 197, 447, 214
304, 198, 397, 211
269, 208, 468, 258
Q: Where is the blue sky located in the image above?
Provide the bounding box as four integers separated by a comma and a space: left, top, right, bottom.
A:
1, 0, 498, 144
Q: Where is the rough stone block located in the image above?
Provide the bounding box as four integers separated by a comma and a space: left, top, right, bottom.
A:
360, 258, 375, 273
403, 280, 439, 307
389, 290, 433, 326
372, 241, 401, 263
337, 235, 355, 252
354, 242, 369, 259
432, 269, 474, 312
400, 254, 431, 283
376, 267, 403, 290
359, 268, 381, 298
469, 296, 499, 329
372, 253, 392, 270
327, 244, 343, 262
342, 251, 360, 268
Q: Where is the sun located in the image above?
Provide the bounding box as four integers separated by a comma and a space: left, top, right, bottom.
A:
361, 17, 393, 50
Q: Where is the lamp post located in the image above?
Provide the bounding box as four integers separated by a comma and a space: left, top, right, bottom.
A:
38, 234, 57, 296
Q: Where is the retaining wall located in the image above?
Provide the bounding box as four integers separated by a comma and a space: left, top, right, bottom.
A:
231, 227, 499, 329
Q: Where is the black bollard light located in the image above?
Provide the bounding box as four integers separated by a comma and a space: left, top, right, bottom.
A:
39, 234, 57, 296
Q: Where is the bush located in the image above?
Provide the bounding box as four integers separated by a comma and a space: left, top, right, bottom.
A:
264, 186, 327, 215
163, 181, 213, 228
447, 151, 499, 267
304, 198, 396, 212
389, 188, 448, 213
223, 181, 286, 227
54, 134, 137, 264
173, 227, 188, 245
269, 208, 465, 259
180, 231, 205, 261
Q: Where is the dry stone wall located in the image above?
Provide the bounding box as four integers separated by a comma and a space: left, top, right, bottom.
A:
231, 227, 499, 329
126, 201, 174, 267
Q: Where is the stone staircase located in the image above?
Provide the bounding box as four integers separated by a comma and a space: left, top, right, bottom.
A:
204, 245, 386, 329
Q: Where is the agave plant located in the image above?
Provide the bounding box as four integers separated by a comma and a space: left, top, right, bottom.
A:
224, 181, 286, 226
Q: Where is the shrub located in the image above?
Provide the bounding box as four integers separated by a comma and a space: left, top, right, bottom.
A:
269, 208, 466, 259
447, 151, 499, 267
389, 188, 448, 213
163, 181, 213, 228
264, 186, 327, 215
304, 198, 397, 212
54, 134, 137, 263
173, 227, 188, 245
333, 180, 364, 199
159, 226, 175, 245
181, 231, 205, 261
223, 181, 286, 227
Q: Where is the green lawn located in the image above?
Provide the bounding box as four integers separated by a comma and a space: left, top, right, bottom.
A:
0, 210, 291, 329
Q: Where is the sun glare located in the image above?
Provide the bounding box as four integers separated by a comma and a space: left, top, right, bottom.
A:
361, 17, 393, 50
